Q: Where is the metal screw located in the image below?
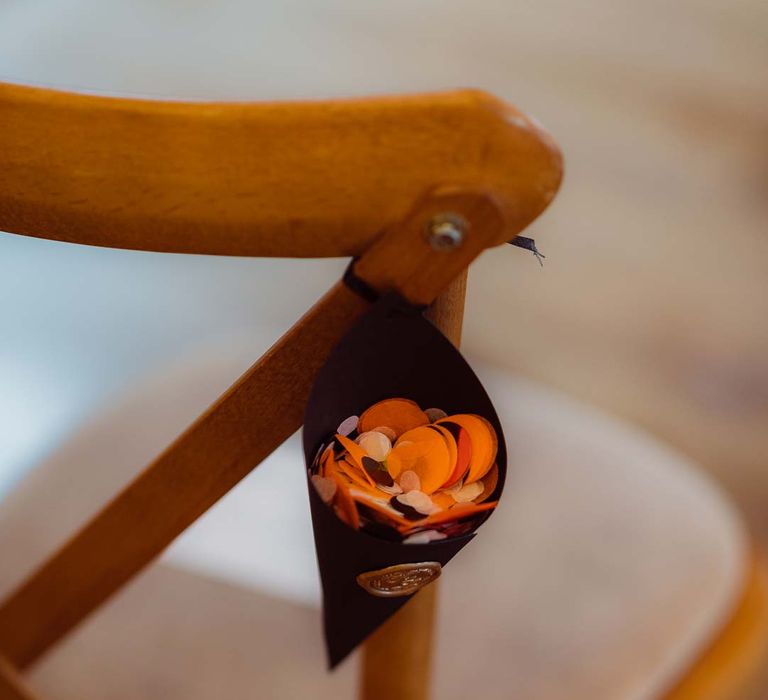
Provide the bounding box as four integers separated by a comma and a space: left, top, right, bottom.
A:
427, 213, 467, 251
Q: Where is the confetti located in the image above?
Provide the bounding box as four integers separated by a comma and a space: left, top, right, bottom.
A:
424, 407, 447, 422
441, 425, 472, 488
403, 529, 448, 545
390, 426, 452, 495
337, 415, 359, 437
437, 414, 497, 483
396, 490, 440, 515
451, 481, 484, 503
475, 464, 499, 503
398, 470, 421, 493
311, 475, 337, 504
359, 398, 429, 437
362, 456, 395, 487
372, 425, 397, 441
310, 397, 500, 541
356, 430, 392, 461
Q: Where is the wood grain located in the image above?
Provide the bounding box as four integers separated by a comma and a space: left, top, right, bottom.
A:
360, 580, 439, 700
0, 82, 561, 257
359, 271, 468, 700
0, 191, 505, 669
354, 189, 503, 305
424, 272, 467, 347
0, 657, 38, 700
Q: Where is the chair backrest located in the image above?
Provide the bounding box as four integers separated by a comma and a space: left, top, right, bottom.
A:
0, 81, 561, 257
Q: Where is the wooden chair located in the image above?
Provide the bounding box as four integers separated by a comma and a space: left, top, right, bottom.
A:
0, 80, 765, 700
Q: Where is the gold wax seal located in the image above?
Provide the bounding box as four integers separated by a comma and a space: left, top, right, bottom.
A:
356, 562, 442, 597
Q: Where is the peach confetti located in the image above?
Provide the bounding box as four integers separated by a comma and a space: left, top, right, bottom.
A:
311, 475, 337, 504
398, 470, 421, 493
356, 430, 392, 461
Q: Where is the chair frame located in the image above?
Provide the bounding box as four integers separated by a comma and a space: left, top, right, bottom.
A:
0, 81, 764, 700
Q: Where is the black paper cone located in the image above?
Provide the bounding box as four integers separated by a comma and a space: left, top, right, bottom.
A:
302, 293, 507, 668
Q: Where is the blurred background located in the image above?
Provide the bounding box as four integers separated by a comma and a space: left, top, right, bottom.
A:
0, 0, 766, 698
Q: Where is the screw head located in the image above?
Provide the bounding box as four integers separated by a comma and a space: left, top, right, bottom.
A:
427, 213, 467, 251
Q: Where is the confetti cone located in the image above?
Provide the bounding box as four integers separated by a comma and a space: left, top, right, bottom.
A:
302, 293, 506, 668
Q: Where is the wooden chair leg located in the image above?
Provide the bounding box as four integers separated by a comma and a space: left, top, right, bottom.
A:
360, 271, 467, 700
360, 583, 440, 700
0, 657, 39, 700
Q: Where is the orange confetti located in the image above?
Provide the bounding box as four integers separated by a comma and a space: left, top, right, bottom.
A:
390, 426, 452, 495
332, 478, 360, 529
359, 398, 429, 437
310, 398, 501, 542
336, 433, 369, 471
384, 450, 404, 479
437, 414, 497, 483
440, 426, 472, 488
428, 424, 458, 483
337, 456, 376, 490
430, 491, 456, 510
400, 501, 498, 533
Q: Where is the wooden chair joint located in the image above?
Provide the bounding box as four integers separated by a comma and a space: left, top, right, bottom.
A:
353, 186, 507, 306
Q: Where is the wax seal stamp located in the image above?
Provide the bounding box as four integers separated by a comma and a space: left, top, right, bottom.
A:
356, 562, 442, 597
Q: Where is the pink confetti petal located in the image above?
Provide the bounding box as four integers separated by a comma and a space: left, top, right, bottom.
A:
396, 490, 440, 515
311, 475, 337, 504
425, 407, 447, 422
398, 470, 421, 493
337, 415, 359, 436
372, 425, 397, 441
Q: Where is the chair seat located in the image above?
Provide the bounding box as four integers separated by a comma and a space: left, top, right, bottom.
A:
0, 336, 746, 699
